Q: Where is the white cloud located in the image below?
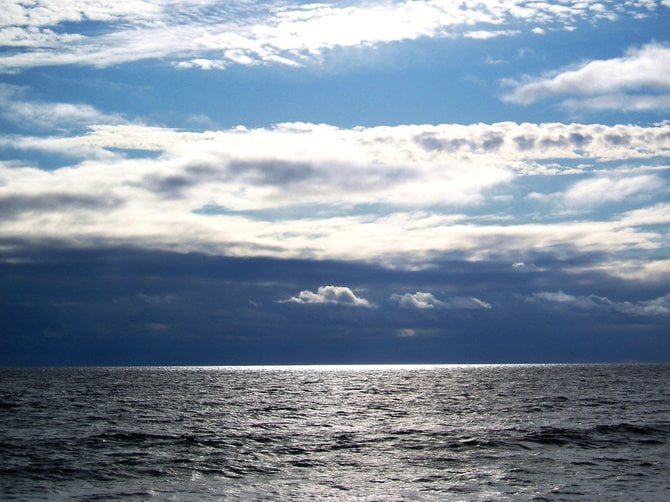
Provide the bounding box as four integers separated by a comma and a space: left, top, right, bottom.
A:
562, 174, 661, 207
504, 43, 670, 111
175, 58, 228, 70
0, 84, 125, 130
570, 258, 670, 283
530, 291, 670, 316
281, 285, 371, 307
0, 1, 662, 72
562, 93, 670, 113
463, 30, 519, 40
390, 292, 444, 309
396, 328, 417, 337
619, 203, 670, 226
0, 119, 669, 273
0, 0, 163, 27
445, 297, 492, 309
390, 292, 491, 309
0, 26, 85, 47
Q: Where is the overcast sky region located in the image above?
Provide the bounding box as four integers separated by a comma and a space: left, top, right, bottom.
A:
1, 0, 669, 365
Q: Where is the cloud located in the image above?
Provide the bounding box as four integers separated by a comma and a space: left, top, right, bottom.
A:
562, 94, 670, 113
0, 1, 662, 72
390, 292, 491, 309
512, 261, 540, 271
503, 43, 670, 111
390, 292, 444, 309
2, 245, 670, 365
445, 297, 492, 309
0, 84, 125, 130
0, 193, 121, 217
281, 285, 371, 307
396, 328, 417, 338
569, 257, 670, 283
562, 174, 661, 207
529, 291, 670, 316
0, 119, 669, 273
463, 30, 520, 40
527, 173, 664, 211
618, 203, 670, 226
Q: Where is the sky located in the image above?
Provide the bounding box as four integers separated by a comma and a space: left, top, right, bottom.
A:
1, 0, 669, 366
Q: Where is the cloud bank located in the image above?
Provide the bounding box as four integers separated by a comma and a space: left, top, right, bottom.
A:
1, 113, 669, 275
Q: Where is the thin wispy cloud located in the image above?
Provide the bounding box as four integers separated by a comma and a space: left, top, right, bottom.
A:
390, 292, 491, 309
0, 84, 125, 131
529, 291, 670, 316
562, 174, 661, 207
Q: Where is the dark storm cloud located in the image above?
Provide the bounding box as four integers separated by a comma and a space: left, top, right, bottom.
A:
0, 242, 668, 366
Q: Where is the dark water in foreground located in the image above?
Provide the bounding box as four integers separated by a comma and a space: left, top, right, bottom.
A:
1, 364, 669, 500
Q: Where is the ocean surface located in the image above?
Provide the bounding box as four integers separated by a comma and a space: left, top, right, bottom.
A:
1, 364, 669, 501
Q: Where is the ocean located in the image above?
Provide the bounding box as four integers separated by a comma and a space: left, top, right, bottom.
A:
1, 364, 669, 500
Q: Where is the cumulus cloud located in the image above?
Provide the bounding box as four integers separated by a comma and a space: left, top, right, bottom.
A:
529, 291, 670, 316
390, 292, 491, 309
281, 285, 371, 307
503, 43, 670, 111
0, 1, 661, 72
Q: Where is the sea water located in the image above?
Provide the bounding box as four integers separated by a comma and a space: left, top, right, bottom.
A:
1, 364, 669, 500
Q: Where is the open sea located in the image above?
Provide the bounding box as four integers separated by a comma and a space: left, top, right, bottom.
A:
1, 364, 669, 501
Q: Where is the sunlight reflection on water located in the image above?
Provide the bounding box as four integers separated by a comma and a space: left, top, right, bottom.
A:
1, 364, 669, 500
